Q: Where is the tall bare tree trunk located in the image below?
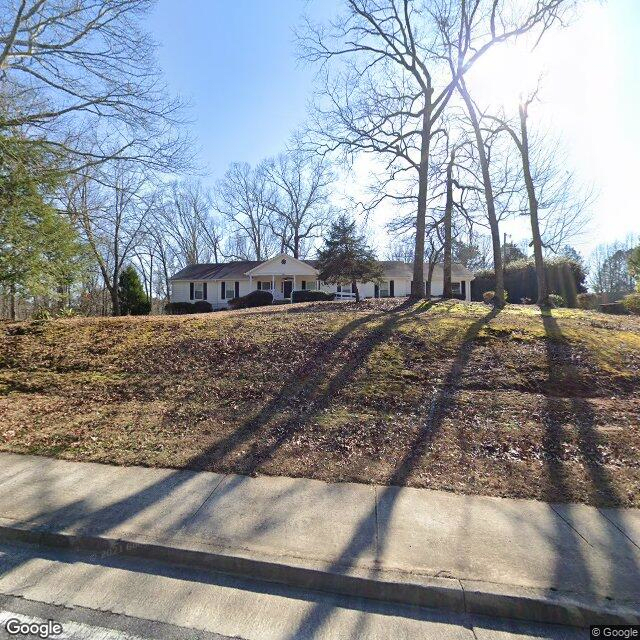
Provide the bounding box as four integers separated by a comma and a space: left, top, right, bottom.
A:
425, 261, 436, 299
111, 266, 120, 316
9, 284, 16, 321
459, 80, 505, 307
519, 103, 548, 306
411, 103, 433, 299
352, 279, 360, 303
443, 146, 456, 299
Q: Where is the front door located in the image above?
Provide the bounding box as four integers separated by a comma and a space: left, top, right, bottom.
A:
283, 280, 293, 299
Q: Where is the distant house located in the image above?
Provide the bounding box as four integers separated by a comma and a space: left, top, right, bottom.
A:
170, 253, 474, 309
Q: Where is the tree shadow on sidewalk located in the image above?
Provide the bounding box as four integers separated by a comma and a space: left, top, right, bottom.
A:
0, 300, 429, 583
287, 305, 500, 639
540, 309, 640, 603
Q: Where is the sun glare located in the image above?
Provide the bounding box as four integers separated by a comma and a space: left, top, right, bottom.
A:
467, 42, 543, 109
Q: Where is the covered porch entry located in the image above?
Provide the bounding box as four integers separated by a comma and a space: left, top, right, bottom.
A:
245, 254, 320, 301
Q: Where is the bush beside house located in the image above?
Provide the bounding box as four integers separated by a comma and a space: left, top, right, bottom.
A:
228, 290, 273, 310
291, 290, 335, 303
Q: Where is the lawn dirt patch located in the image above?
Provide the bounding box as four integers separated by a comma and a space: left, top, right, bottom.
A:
1, 300, 639, 507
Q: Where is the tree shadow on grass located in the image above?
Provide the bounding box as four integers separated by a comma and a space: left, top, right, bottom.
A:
0, 300, 429, 578
287, 305, 500, 639
541, 309, 640, 604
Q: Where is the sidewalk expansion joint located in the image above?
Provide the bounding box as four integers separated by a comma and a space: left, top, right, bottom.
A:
597, 509, 640, 552
180, 474, 230, 528
549, 505, 593, 547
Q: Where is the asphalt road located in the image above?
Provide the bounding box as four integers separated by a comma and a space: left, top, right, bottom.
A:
0, 541, 587, 640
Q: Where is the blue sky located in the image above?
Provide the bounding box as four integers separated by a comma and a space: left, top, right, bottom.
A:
149, 0, 639, 256
149, 0, 331, 174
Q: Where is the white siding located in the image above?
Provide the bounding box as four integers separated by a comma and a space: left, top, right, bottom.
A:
170, 281, 191, 303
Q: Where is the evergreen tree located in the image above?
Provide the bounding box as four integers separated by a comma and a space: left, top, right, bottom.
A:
118, 265, 151, 315
0, 135, 84, 319
317, 215, 383, 303
629, 246, 640, 292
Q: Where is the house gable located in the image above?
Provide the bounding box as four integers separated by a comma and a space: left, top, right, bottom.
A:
244, 254, 319, 277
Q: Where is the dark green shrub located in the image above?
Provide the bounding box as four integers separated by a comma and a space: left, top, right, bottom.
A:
193, 300, 213, 313
32, 308, 52, 321
547, 293, 566, 308
164, 302, 195, 315
228, 290, 273, 310
291, 290, 336, 303
118, 266, 150, 315
472, 257, 586, 307
576, 292, 599, 310
622, 292, 640, 315
599, 302, 629, 315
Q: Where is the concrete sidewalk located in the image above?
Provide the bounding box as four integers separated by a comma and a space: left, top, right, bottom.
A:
0, 452, 638, 627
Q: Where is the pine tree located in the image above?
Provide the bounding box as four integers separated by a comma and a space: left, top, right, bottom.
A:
118, 266, 151, 315
0, 135, 84, 319
317, 215, 383, 303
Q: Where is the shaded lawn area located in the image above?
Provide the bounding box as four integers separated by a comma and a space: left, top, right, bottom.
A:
1, 299, 639, 507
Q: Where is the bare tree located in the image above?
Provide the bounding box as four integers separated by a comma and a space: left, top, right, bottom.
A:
65, 163, 151, 315
216, 162, 276, 261
485, 89, 591, 304
589, 237, 637, 303
0, 0, 190, 171
155, 181, 223, 266
263, 150, 334, 258
300, 0, 572, 299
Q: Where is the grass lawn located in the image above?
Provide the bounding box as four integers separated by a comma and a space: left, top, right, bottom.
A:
1, 299, 639, 507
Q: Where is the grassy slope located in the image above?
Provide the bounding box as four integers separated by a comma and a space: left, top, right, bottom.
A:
1, 300, 639, 507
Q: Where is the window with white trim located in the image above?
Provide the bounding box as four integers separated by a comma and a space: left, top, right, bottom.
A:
451, 282, 461, 294
259, 281, 272, 290
379, 281, 390, 297
194, 283, 204, 300
225, 282, 235, 299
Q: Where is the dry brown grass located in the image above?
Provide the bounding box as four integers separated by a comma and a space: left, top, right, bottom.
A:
1, 299, 639, 507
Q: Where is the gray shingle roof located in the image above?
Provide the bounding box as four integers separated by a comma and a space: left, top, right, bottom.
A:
170, 261, 261, 281
171, 258, 474, 281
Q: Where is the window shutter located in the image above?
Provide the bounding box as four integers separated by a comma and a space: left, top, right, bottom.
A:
221, 282, 225, 299
189, 282, 194, 300
374, 283, 379, 298
235, 281, 240, 298
302, 281, 306, 290
203, 282, 208, 300
390, 280, 395, 297
257, 281, 261, 290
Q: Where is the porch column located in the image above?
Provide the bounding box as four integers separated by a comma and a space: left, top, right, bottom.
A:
249, 275, 253, 290
272, 274, 275, 293
292, 275, 296, 294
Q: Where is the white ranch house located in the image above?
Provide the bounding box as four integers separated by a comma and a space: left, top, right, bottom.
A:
170, 253, 474, 309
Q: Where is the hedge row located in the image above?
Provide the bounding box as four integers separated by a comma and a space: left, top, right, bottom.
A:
291, 290, 336, 303
164, 301, 213, 315
471, 258, 587, 307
